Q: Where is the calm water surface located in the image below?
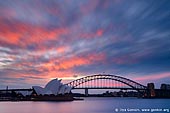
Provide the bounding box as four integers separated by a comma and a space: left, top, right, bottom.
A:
0, 97, 170, 113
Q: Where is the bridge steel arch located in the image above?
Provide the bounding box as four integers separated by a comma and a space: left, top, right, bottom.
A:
66, 74, 147, 91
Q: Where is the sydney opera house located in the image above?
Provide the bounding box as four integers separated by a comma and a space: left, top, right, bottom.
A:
32, 78, 72, 96
30, 78, 73, 101
0, 78, 73, 101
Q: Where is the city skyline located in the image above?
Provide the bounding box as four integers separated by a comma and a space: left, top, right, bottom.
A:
0, 0, 170, 88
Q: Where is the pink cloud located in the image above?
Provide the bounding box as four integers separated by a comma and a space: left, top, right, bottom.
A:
0, 21, 68, 48
76, 29, 104, 39
134, 72, 170, 81
41, 53, 106, 71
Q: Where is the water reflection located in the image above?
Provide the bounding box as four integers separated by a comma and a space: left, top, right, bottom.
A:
0, 97, 170, 113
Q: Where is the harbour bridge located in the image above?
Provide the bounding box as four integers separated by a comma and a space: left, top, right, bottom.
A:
66, 74, 147, 96
0, 74, 148, 96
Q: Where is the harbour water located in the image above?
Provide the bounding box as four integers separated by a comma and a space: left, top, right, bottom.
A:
0, 97, 170, 113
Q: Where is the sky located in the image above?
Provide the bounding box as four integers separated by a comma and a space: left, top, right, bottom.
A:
0, 0, 170, 89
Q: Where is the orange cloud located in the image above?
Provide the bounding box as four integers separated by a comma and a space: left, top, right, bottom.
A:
0, 21, 68, 48
59, 58, 87, 70
56, 46, 69, 54
39, 53, 106, 75
46, 70, 75, 79
96, 29, 104, 37
57, 53, 106, 70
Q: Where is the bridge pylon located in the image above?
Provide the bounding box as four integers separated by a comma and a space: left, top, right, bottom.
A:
85, 88, 88, 96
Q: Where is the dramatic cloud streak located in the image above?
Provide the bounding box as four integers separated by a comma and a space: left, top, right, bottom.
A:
0, 0, 170, 88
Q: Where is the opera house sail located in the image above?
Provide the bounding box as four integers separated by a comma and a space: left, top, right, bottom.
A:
31, 78, 73, 101
32, 79, 72, 95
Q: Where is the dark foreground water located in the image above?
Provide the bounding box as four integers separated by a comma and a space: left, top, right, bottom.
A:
0, 97, 170, 113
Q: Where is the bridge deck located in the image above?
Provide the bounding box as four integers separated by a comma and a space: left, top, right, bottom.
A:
73, 87, 146, 90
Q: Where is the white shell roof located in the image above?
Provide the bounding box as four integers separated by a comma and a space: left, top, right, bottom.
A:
32, 78, 72, 95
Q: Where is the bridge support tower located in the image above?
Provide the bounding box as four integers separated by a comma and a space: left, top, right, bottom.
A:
85, 88, 88, 96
